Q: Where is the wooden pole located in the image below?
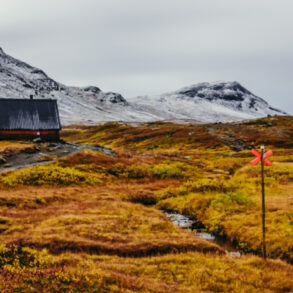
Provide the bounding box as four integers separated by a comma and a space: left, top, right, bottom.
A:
261, 145, 267, 260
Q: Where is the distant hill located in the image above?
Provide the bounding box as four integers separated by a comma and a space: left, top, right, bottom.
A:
0, 47, 286, 124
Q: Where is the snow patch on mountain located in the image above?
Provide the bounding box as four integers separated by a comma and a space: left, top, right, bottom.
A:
0, 47, 162, 124
129, 81, 286, 123
0, 47, 287, 125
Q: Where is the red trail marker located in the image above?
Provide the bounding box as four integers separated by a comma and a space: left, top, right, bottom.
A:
251, 149, 273, 166
250, 146, 273, 260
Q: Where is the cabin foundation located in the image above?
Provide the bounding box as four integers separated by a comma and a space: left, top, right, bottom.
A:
0, 130, 60, 141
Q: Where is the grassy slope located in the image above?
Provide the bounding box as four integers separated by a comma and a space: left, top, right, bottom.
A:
60, 116, 293, 261
0, 186, 221, 256
0, 115, 292, 292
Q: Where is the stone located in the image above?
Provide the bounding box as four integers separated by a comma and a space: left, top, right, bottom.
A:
0, 156, 7, 164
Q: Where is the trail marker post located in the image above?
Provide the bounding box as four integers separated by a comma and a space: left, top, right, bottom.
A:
251, 145, 273, 260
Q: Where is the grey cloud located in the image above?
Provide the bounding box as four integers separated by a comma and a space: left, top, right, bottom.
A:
0, 0, 292, 113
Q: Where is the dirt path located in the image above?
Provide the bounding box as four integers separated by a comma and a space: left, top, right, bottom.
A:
0, 142, 114, 173
274, 162, 293, 166
236, 161, 293, 174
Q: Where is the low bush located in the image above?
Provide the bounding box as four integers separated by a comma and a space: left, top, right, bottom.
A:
0, 165, 103, 187
156, 178, 238, 201
108, 162, 192, 180
108, 163, 151, 179
0, 245, 47, 269
150, 163, 186, 179
182, 178, 238, 193
211, 192, 252, 210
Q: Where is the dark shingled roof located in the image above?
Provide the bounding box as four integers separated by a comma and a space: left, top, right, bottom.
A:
0, 99, 61, 130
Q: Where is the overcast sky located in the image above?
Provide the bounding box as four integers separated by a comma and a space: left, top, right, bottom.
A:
0, 0, 292, 113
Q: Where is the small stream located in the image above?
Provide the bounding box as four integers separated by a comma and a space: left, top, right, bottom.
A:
165, 212, 241, 257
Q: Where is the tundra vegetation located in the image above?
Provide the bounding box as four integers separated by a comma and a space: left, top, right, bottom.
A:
0, 116, 292, 292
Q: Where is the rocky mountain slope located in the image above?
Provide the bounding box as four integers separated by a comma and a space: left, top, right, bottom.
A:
0, 47, 286, 124
130, 82, 286, 123
0, 48, 160, 124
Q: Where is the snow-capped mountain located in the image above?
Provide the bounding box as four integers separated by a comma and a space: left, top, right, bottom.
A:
0, 47, 161, 124
0, 47, 286, 124
130, 82, 287, 123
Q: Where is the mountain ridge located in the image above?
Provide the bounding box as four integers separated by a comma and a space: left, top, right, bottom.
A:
0, 47, 287, 125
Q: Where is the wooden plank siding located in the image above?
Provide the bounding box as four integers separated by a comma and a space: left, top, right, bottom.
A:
0, 98, 61, 141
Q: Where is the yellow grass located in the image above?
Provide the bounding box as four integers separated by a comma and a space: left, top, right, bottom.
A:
1, 247, 292, 292
0, 186, 221, 257
0, 116, 292, 292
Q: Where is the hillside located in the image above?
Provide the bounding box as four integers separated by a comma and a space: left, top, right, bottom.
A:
0, 116, 292, 292
0, 47, 161, 124
0, 47, 287, 125
130, 81, 286, 123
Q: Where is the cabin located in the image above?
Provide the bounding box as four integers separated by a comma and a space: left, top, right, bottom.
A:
0, 98, 61, 141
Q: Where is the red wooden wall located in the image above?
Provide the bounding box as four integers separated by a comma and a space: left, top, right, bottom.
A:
0, 130, 60, 141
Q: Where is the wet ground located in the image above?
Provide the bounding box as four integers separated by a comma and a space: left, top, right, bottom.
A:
165, 212, 241, 257
0, 140, 243, 258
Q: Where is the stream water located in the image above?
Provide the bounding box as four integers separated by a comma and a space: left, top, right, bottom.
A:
165, 212, 241, 257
